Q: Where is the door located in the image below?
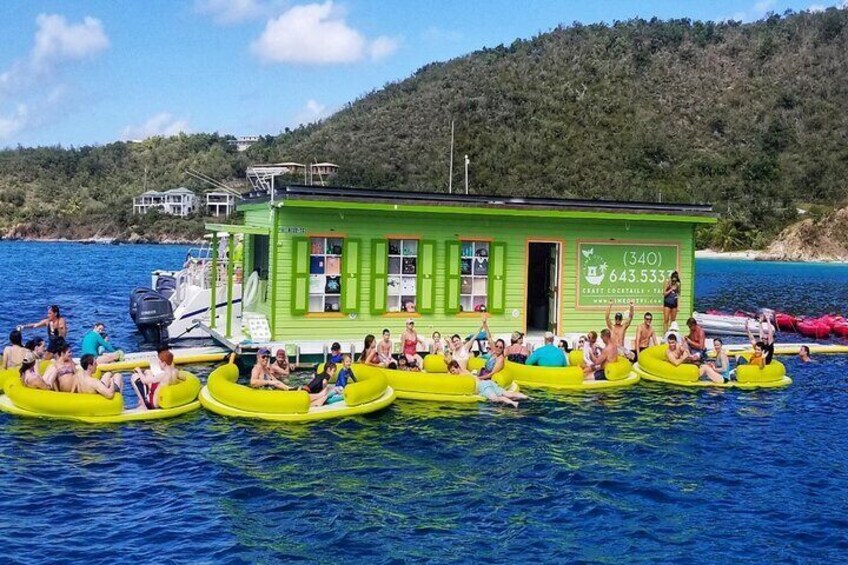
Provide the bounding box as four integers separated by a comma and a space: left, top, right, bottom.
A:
526, 242, 561, 334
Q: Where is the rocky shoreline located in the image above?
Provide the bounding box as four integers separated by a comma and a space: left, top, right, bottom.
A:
0, 222, 203, 245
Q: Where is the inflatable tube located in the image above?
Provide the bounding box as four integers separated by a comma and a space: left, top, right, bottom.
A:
422, 354, 448, 373
242, 271, 260, 309
635, 345, 791, 389
467, 356, 486, 372
1, 361, 53, 393
98, 352, 227, 374
354, 363, 517, 403
504, 360, 639, 391
0, 371, 202, 423
568, 350, 584, 367
200, 363, 395, 421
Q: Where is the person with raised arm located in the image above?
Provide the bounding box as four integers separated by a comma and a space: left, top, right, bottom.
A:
606, 299, 636, 361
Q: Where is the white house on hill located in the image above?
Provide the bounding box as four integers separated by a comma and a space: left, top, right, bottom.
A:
133, 187, 199, 217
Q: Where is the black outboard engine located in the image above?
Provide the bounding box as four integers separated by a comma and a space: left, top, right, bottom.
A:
155, 275, 177, 301
129, 287, 174, 343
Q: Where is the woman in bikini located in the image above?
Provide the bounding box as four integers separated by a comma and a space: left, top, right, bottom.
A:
359, 334, 377, 364
19, 351, 51, 390
41, 343, 78, 391
131, 349, 185, 410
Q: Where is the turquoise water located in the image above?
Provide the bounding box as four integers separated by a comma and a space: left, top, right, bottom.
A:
1, 242, 847, 563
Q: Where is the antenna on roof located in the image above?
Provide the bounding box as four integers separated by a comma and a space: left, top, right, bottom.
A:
464, 154, 470, 195
448, 120, 455, 194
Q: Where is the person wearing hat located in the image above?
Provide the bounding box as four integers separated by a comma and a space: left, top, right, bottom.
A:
18, 350, 50, 390
504, 331, 531, 364
605, 300, 636, 362
81, 322, 122, 365
526, 331, 567, 367
249, 347, 291, 390
401, 319, 425, 369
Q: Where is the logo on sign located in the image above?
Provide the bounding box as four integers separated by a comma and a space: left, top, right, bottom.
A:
581, 247, 607, 286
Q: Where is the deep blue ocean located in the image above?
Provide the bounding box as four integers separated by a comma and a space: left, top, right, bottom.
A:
1, 240, 847, 564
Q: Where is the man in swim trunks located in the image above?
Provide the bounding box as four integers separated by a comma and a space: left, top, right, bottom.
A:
587, 329, 618, 381
634, 312, 658, 360
250, 347, 291, 390
376, 328, 396, 368
606, 300, 636, 361
665, 334, 690, 367
77, 354, 123, 399
684, 317, 707, 364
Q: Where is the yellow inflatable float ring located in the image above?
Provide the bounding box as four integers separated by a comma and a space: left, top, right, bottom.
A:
199, 363, 395, 422
0, 371, 202, 423
634, 345, 791, 389
504, 359, 639, 391
355, 363, 517, 403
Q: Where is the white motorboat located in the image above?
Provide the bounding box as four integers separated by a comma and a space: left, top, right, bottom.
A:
693, 311, 775, 337
129, 237, 252, 342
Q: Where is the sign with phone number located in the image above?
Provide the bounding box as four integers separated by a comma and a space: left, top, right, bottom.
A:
577, 242, 679, 308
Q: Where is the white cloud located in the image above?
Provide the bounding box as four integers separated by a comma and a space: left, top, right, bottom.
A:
251, 2, 399, 64
195, 0, 269, 24
369, 36, 399, 61
120, 112, 191, 140
0, 14, 109, 143
808, 3, 827, 11
292, 99, 332, 126
753, 0, 776, 14
32, 14, 109, 68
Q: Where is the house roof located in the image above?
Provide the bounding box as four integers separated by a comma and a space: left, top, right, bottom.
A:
240, 184, 716, 223
165, 187, 196, 195
138, 190, 164, 196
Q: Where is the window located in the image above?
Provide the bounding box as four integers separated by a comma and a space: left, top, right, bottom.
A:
460, 241, 488, 312
387, 239, 417, 312
308, 237, 343, 313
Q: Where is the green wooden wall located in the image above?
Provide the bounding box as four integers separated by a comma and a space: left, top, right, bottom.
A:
242, 204, 695, 343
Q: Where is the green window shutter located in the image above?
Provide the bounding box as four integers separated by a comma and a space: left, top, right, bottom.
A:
488, 241, 507, 314
341, 239, 361, 314
291, 237, 309, 315
371, 239, 388, 314
417, 240, 436, 314
445, 240, 461, 314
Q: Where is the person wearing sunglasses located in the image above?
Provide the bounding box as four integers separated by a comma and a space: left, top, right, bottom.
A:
250, 347, 291, 390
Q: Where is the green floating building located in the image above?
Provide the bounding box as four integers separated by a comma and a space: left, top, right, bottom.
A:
206, 185, 715, 352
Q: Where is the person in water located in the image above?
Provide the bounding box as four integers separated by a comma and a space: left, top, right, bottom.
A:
20, 304, 67, 359
42, 342, 78, 392
401, 319, 425, 369
587, 329, 618, 381
504, 331, 532, 364
664, 334, 691, 367
448, 359, 528, 407
359, 334, 377, 364
699, 338, 730, 383
798, 345, 812, 363
525, 331, 567, 367
684, 317, 707, 364
77, 354, 123, 399
663, 271, 681, 333
81, 322, 122, 364
3, 329, 28, 369
131, 349, 185, 409
302, 361, 335, 407
605, 300, 636, 361
746, 313, 775, 365
270, 347, 291, 381
634, 312, 658, 359
250, 348, 292, 390
19, 351, 50, 390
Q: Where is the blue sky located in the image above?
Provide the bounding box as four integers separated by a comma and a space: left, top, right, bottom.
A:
0, 0, 844, 148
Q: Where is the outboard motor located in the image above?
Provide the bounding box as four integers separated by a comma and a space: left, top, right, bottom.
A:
155, 275, 177, 301
129, 287, 174, 343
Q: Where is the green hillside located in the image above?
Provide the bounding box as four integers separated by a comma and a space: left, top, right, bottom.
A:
2, 9, 848, 248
